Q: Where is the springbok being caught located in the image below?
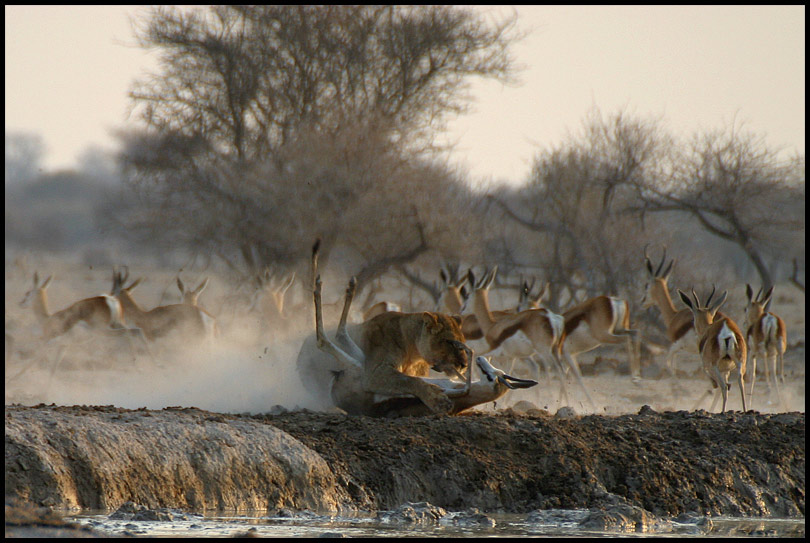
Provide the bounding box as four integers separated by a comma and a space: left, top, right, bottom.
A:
678, 287, 747, 413
467, 267, 593, 409
310, 242, 536, 417
743, 284, 787, 407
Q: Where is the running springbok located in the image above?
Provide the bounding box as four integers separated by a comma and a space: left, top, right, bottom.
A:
743, 284, 787, 406
516, 277, 548, 312
177, 277, 209, 306
251, 268, 297, 324
467, 267, 593, 408
558, 289, 641, 386
360, 278, 401, 322
678, 287, 747, 413
112, 267, 217, 341
13, 271, 151, 382
20, 272, 127, 341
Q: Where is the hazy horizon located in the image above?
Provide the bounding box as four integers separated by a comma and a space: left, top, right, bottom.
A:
5, 5, 805, 185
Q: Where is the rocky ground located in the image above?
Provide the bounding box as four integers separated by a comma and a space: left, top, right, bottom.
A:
5, 402, 805, 534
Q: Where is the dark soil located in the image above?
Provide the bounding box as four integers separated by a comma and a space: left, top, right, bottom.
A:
257, 405, 804, 517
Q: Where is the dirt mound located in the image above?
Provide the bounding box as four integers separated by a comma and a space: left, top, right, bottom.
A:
263, 407, 804, 517
5, 404, 804, 519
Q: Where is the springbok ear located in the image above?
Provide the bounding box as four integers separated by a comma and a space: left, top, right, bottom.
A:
280, 273, 295, 293
708, 290, 728, 316
485, 266, 498, 288
127, 277, 143, 291
41, 275, 53, 289
677, 289, 693, 309
661, 259, 675, 281
194, 278, 209, 295
537, 281, 549, 302
761, 286, 774, 309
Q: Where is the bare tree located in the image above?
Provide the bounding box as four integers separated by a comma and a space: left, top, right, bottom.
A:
120, 5, 521, 278
628, 123, 805, 291
486, 107, 669, 309
5, 131, 45, 185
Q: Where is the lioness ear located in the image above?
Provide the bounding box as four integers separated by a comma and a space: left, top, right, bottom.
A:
421, 312, 441, 332
450, 314, 463, 327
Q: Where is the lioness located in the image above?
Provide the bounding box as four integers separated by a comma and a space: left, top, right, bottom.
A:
305, 240, 536, 416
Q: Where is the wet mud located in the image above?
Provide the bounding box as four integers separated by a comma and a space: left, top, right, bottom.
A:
5, 403, 804, 526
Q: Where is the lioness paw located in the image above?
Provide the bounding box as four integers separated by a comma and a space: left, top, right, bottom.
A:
426, 390, 454, 414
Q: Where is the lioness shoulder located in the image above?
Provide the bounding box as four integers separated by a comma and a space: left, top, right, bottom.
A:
360, 311, 466, 377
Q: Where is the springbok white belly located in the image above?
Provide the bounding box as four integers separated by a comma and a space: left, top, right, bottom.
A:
483, 329, 537, 359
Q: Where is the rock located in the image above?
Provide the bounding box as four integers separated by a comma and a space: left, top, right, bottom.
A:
109, 501, 147, 520
638, 404, 657, 416
440, 508, 496, 528
526, 508, 589, 525
510, 400, 538, 413
579, 504, 669, 533
376, 502, 447, 524
132, 508, 174, 521
5, 405, 348, 512
555, 406, 577, 419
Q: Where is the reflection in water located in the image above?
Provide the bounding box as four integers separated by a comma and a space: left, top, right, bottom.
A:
69, 510, 805, 538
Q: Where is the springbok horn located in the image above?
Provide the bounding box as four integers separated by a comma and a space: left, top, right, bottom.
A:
498, 374, 539, 390
705, 284, 717, 307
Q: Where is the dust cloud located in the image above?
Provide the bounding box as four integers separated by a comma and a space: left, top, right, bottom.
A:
5, 254, 331, 413
5, 320, 327, 414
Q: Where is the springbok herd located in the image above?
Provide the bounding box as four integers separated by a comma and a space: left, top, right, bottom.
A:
6, 245, 792, 415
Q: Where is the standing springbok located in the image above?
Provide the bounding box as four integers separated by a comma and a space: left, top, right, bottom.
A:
436, 263, 469, 314
743, 284, 787, 406
467, 267, 593, 408
642, 248, 699, 376
678, 287, 747, 413
112, 267, 217, 342
19, 272, 127, 341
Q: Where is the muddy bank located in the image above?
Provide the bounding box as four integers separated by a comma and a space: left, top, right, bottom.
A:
5, 404, 804, 519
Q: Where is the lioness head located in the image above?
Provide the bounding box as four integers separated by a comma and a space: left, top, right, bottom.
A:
417, 312, 469, 377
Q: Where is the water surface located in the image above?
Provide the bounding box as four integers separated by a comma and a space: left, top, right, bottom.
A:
69, 509, 805, 538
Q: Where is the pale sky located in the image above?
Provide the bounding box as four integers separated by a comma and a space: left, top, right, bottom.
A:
5, 5, 805, 184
